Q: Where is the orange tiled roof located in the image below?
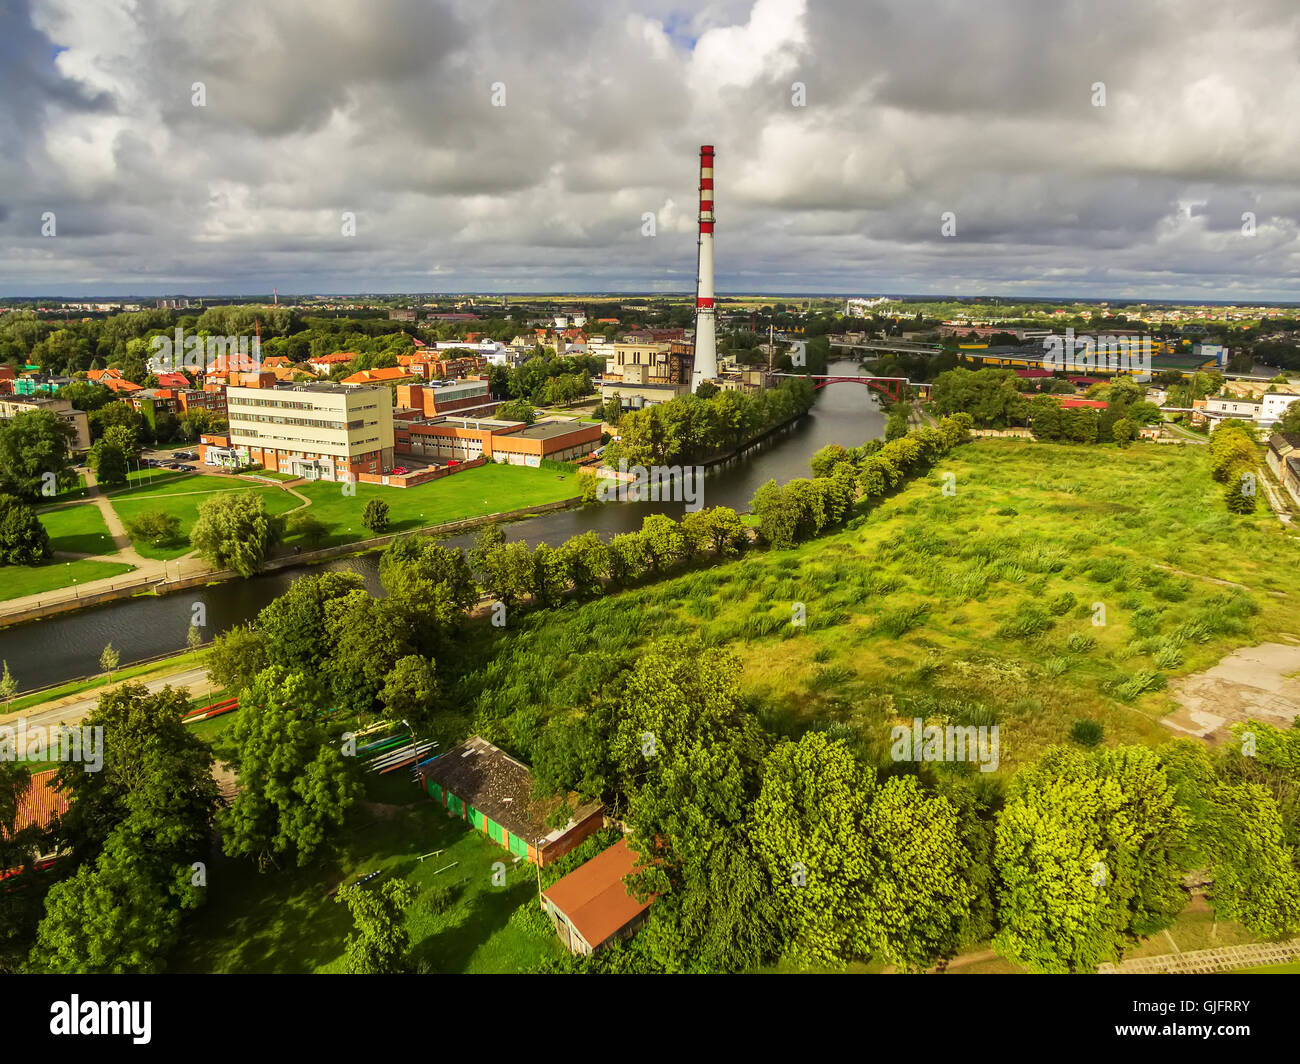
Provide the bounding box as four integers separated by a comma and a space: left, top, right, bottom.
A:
103, 378, 143, 393
7, 769, 69, 836
341, 366, 414, 384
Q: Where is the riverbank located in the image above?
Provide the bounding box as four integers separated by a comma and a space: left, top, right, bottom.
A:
1, 646, 210, 716
0, 359, 888, 689
0, 494, 582, 629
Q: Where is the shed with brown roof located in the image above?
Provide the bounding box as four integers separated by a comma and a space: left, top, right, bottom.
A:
416, 736, 603, 866
540, 837, 654, 954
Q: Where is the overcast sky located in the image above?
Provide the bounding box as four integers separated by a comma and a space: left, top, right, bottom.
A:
3, 0, 1300, 299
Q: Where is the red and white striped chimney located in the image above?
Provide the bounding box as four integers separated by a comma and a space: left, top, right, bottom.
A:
692, 144, 718, 388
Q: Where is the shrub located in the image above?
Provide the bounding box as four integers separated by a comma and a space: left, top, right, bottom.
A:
1070, 719, 1104, 746
1066, 631, 1095, 653
996, 603, 1053, 639
1042, 656, 1070, 677
126, 509, 184, 547
422, 885, 458, 916
1154, 644, 1183, 670
0, 494, 52, 565
1049, 591, 1077, 616
363, 498, 391, 534
876, 604, 929, 638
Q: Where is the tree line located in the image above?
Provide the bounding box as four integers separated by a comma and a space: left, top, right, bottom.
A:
531, 643, 1300, 974
603, 379, 816, 466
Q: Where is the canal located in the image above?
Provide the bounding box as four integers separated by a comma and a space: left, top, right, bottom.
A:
4, 361, 886, 690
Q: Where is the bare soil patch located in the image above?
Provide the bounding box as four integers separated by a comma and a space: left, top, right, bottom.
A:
1163, 640, 1300, 742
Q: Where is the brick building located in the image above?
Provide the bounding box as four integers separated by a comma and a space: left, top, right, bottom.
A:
225, 381, 394, 481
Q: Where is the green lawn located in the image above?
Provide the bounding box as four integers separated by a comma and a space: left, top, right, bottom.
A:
38, 504, 115, 556
108, 473, 304, 559
170, 773, 566, 974
43, 473, 90, 503
286, 462, 581, 549
0, 558, 135, 602
121, 467, 187, 489
454, 439, 1300, 777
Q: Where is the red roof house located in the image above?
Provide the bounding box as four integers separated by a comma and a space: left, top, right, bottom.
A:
540, 837, 655, 955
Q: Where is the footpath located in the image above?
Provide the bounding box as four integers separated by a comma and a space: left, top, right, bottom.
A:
1098, 939, 1300, 974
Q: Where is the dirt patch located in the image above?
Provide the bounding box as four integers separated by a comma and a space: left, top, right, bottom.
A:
1162, 641, 1300, 742
212, 760, 239, 802
357, 800, 408, 820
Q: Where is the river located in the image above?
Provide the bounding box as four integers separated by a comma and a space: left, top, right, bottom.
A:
4, 361, 885, 691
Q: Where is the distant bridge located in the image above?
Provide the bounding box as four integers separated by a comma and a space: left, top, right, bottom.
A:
828, 337, 942, 357
771, 372, 929, 401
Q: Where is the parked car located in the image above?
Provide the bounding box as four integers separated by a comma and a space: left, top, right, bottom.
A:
391, 466, 408, 475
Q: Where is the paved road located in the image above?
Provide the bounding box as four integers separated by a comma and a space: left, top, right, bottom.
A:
0, 666, 211, 744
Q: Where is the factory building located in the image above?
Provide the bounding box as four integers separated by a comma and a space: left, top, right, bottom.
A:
394, 415, 600, 467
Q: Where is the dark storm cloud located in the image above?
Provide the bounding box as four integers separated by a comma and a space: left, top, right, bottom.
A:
2, 0, 1300, 296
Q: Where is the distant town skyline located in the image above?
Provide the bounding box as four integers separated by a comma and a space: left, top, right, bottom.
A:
4, 0, 1300, 299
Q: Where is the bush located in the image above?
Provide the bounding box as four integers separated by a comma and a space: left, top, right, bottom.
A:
0, 494, 52, 565
1049, 591, 1077, 616
876, 604, 929, 638
1069, 719, 1104, 746
996, 603, 1054, 639
125, 509, 182, 546
422, 885, 458, 916
363, 498, 391, 534
1066, 631, 1095, 653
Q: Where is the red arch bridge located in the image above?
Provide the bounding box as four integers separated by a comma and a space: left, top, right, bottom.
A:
769, 373, 930, 401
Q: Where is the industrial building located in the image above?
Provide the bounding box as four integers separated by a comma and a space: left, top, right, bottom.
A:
541, 837, 656, 955
599, 339, 693, 410
394, 414, 600, 466
224, 381, 394, 481
416, 737, 604, 867
395, 380, 497, 419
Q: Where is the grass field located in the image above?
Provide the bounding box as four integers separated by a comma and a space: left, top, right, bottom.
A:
108, 473, 304, 559
285, 462, 581, 549
0, 558, 135, 602
170, 772, 565, 974
37, 504, 115, 556
118, 467, 187, 489
454, 439, 1300, 775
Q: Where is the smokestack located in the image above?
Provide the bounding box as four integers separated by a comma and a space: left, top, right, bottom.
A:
691, 144, 718, 389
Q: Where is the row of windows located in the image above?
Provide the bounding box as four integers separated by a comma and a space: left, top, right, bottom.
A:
229, 412, 365, 430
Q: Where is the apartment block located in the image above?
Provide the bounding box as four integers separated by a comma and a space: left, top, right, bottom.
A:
225, 382, 394, 481
0, 394, 91, 451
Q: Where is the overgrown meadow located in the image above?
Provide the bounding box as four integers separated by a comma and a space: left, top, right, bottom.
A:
454, 439, 1300, 776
